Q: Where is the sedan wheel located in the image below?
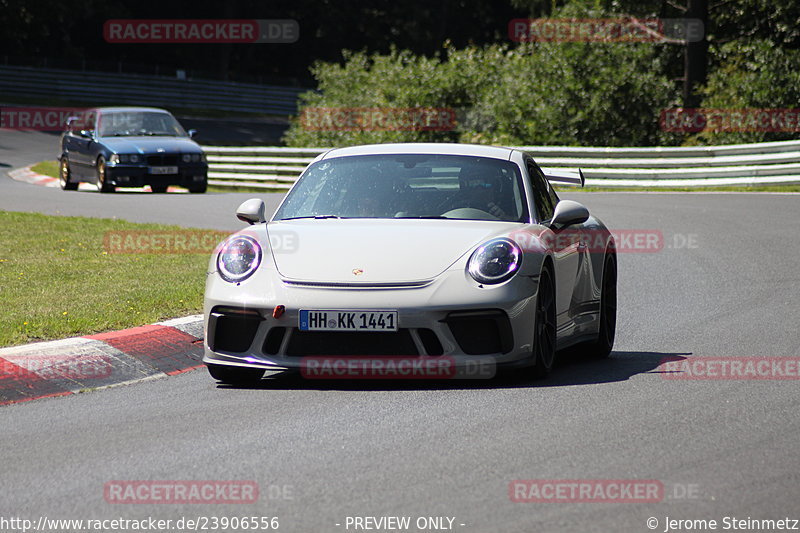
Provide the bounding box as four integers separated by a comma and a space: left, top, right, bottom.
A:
531, 268, 556, 378
59, 158, 78, 191
207, 363, 264, 385
150, 184, 168, 194
96, 157, 115, 193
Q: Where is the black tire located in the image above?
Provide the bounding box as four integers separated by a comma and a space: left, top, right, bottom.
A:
59, 157, 78, 191
587, 253, 617, 358
207, 363, 264, 385
96, 156, 115, 193
530, 267, 557, 379
188, 179, 207, 194
150, 184, 168, 193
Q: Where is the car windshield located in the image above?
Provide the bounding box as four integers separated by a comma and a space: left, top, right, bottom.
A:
97, 111, 187, 137
273, 154, 528, 223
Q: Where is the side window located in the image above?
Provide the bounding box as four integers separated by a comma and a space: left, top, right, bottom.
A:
526, 159, 555, 222
66, 117, 78, 135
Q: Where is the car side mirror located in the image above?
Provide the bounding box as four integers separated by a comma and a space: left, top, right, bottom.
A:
551, 200, 589, 228
187, 129, 198, 138
79, 130, 94, 139
236, 198, 266, 225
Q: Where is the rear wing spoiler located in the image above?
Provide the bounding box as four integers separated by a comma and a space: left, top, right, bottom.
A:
542, 168, 585, 188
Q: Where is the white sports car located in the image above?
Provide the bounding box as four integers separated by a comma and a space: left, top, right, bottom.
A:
203, 143, 616, 383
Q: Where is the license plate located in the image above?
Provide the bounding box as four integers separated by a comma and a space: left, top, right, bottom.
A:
149, 166, 178, 175
299, 310, 398, 332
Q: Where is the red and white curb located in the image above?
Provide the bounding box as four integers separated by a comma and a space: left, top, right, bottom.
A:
0, 315, 204, 406
7, 165, 187, 193
8, 165, 60, 187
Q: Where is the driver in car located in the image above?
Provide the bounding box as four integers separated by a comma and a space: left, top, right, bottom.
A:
458, 164, 510, 220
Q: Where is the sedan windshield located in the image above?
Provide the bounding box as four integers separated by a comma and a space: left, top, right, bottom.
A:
97, 111, 188, 137
273, 154, 528, 223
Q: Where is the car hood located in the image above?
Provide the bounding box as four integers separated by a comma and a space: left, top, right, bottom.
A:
99, 136, 202, 154
266, 219, 522, 283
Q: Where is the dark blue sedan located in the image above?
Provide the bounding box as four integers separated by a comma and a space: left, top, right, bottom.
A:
59, 106, 208, 193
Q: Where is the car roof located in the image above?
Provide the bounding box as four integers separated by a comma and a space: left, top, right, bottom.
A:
319, 143, 516, 161
92, 107, 173, 114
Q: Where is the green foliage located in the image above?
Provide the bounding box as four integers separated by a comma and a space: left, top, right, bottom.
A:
283, 48, 465, 146
458, 41, 679, 146
692, 40, 800, 144
284, 36, 681, 147
709, 0, 800, 49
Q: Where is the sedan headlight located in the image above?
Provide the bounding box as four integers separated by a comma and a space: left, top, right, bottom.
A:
467, 238, 522, 284
217, 236, 262, 283
182, 153, 203, 163
110, 154, 142, 164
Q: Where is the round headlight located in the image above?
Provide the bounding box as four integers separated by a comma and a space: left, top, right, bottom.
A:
182, 154, 192, 163
217, 236, 262, 283
467, 238, 522, 284
129, 154, 141, 163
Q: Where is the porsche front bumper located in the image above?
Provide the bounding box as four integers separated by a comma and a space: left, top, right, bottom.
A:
202, 267, 541, 376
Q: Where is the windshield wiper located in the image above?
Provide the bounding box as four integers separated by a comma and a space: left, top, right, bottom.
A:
280, 215, 342, 220
394, 215, 449, 219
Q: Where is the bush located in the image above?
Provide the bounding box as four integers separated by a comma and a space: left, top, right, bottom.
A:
282, 48, 467, 147
283, 9, 682, 147
690, 40, 800, 144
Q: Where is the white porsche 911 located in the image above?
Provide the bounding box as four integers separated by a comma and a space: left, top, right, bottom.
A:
203, 143, 616, 383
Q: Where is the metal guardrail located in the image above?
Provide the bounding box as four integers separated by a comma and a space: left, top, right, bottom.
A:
203, 140, 800, 191
0, 65, 308, 116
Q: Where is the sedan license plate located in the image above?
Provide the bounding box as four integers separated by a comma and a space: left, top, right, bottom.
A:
149, 166, 178, 175
299, 310, 398, 332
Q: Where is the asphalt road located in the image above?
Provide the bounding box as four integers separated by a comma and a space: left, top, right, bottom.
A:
1, 130, 799, 532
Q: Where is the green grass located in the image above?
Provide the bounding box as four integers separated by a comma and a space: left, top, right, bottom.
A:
31, 160, 59, 177
0, 211, 218, 347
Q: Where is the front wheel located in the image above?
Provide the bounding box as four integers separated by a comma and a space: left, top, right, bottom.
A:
207, 363, 264, 385
96, 156, 115, 193
59, 157, 78, 191
587, 254, 617, 358
530, 267, 556, 379
150, 184, 168, 193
